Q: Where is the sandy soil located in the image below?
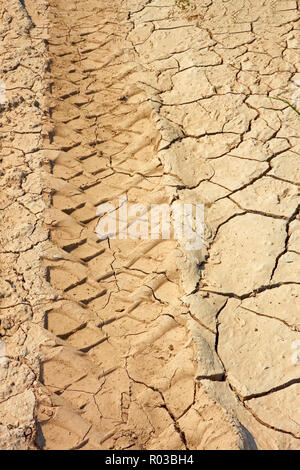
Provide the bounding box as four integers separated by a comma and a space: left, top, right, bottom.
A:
0, 0, 299, 450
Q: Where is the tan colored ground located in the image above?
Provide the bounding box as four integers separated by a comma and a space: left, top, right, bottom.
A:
0, 0, 299, 450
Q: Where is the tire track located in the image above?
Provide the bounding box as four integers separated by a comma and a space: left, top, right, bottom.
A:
39, 0, 244, 450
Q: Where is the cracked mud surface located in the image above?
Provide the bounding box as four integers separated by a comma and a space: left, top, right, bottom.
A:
0, 0, 299, 450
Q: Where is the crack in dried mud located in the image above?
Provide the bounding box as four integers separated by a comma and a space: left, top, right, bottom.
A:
0, 0, 299, 450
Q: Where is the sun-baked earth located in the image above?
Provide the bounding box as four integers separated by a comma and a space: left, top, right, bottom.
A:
0, 0, 299, 450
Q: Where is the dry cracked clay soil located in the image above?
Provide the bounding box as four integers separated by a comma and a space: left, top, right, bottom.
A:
0, 0, 299, 451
